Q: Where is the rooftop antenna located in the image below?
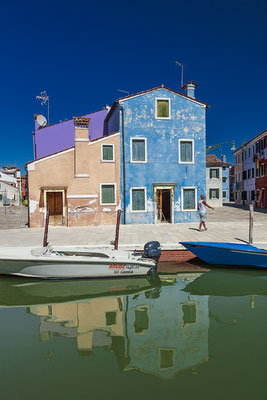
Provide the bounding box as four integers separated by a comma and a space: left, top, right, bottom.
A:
175, 60, 184, 89
117, 89, 130, 96
36, 91, 50, 124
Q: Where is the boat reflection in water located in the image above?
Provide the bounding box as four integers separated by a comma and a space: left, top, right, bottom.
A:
0, 273, 210, 379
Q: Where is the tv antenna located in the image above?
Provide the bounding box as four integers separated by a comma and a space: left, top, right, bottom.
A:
36, 91, 50, 124
117, 89, 130, 96
175, 60, 184, 89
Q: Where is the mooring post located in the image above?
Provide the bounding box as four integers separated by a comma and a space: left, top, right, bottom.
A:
249, 203, 254, 244
114, 209, 121, 250
43, 210, 50, 247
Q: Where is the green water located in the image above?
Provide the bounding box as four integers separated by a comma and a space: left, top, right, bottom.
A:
1, 269, 267, 400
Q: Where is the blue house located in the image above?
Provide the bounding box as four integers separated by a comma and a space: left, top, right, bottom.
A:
105, 83, 208, 224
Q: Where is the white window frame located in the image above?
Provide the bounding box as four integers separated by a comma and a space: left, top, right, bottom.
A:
130, 187, 147, 212
101, 143, 115, 163
223, 190, 227, 198
130, 137, 147, 164
100, 183, 117, 206
178, 139, 195, 164
181, 187, 197, 211
210, 168, 220, 179
210, 188, 220, 199
261, 164, 265, 176
155, 97, 171, 120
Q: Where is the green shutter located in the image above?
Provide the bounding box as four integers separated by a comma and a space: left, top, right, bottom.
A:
209, 189, 212, 199
216, 169, 219, 178
102, 145, 113, 161
216, 189, 219, 199
157, 100, 169, 118
101, 185, 115, 204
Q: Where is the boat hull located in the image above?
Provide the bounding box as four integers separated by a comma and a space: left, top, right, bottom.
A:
0, 260, 152, 279
180, 242, 267, 268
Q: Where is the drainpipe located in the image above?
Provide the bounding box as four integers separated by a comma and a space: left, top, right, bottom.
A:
117, 103, 126, 224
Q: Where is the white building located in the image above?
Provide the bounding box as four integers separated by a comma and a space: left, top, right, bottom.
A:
206, 154, 231, 207
0, 171, 20, 206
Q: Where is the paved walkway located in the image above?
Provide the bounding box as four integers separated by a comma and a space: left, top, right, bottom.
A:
0, 205, 28, 229
0, 205, 266, 250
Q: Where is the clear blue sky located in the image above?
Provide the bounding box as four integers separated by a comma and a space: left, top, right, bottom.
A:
0, 0, 266, 171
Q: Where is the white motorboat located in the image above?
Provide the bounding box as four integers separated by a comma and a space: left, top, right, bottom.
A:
0, 241, 161, 279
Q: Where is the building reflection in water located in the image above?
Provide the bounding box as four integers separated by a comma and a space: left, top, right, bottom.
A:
28, 273, 209, 379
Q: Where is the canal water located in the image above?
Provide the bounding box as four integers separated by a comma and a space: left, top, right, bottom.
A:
1, 269, 267, 400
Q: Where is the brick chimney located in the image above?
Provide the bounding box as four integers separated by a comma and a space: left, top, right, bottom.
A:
73, 117, 90, 178
221, 155, 226, 163
182, 81, 197, 99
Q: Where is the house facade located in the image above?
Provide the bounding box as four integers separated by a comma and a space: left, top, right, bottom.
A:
0, 170, 20, 206
27, 84, 208, 227
105, 84, 208, 224
206, 155, 231, 207
233, 130, 267, 208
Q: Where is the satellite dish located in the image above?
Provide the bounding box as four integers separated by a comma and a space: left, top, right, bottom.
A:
36, 114, 47, 127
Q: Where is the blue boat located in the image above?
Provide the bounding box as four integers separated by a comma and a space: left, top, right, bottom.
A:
180, 242, 267, 268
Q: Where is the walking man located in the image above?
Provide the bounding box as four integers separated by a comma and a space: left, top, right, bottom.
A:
198, 194, 214, 231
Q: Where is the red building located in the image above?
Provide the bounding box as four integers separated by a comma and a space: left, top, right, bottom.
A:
255, 133, 267, 208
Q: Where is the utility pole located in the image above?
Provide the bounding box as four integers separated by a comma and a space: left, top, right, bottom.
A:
175, 60, 184, 89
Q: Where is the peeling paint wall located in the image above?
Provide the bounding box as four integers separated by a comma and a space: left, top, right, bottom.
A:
115, 88, 207, 224
28, 133, 120, 227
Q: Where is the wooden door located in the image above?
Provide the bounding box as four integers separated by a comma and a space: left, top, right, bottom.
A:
47, 192, 63, 226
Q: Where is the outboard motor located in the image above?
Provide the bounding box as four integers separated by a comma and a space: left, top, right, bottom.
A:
143, 241, 161, 272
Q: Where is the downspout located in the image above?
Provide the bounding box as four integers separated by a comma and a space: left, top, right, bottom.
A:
117, 103, 126, 224
24, 164, 30, 228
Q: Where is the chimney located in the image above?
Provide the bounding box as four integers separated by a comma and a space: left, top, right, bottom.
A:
73, 117, 90, 178
182, 81, 197, 99
221, 155, 226, 163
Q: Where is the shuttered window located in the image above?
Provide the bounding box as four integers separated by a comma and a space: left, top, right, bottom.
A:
210, 168, 219, 179
180, 141, 193, 163
156, 99, 170, 118
183, 188, 196, 210
101, 184, 115, 204
131, 188, 146, 211
131, 139, 146, 162
209, 188, 219, 199
102, 144, 114, 161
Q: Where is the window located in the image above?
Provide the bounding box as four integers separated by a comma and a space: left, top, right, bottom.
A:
159, 349, 174, 369
242, 170, 247, 180
222, 177, 227, 183
248, 169, 251, 179
252, 168, 255, 178
238, 173, 241, 181
223, 191, 227, 198
182, 303, 196, 326
210, 168, 219, 179
238, 154, 240, 163
256, 168, 259, 177
155, 98, 170, 119
131, 138, 147, 163
222, 166, 226, 170
134, 306, 149, 334
242, 191, 247, 201
249, 147, 251, 158
242, 152, 244, 161
101, 144, 114, 162
100, 184, 116, 205
209, 188, 219, 199
131, 188, 146, 212
105, 311, 117, 326
245, 150, 247, 159
256, 142, 259, 153
182, 188, 196, 210
179, 140, 194, 163
251, 190, 255, 201
261, 164, 265, 176
261, 138, 265, 151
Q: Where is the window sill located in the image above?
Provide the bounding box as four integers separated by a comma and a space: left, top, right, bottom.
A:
130, 209, 147, 213
179, 161, 195, 164
155, 117, 171, 120
101, 160, 115, 163
100, 203, 117, 206
181, 208, 197, 212
130, 161, 148, 164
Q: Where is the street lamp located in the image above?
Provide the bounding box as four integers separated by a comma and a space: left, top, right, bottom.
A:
206, 140, 236, 154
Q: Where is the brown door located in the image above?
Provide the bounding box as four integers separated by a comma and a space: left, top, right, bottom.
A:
157, 189, 171, 223
47, 192, 63, 226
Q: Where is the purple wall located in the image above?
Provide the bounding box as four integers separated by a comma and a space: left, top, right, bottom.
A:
105, 106, 120, 135
34, 109, 108, 159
